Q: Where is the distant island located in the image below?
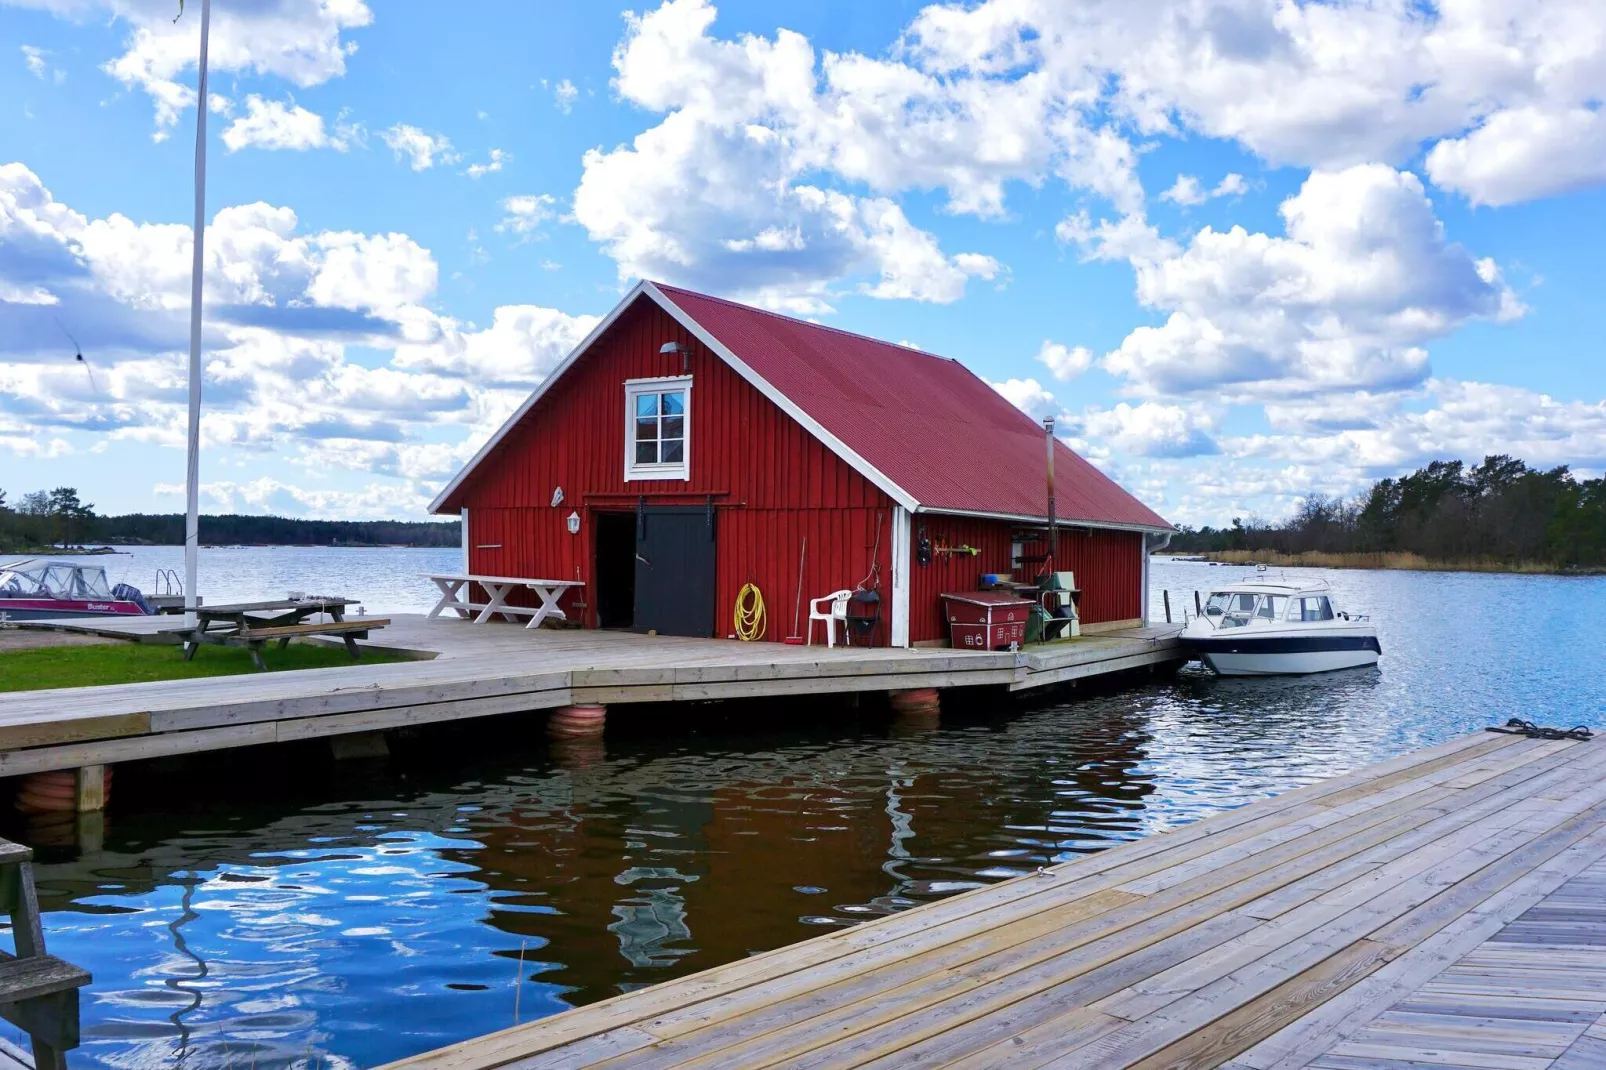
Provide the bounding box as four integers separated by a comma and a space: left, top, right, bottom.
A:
0, 487, 458, 552
1167, 455, 1606, 573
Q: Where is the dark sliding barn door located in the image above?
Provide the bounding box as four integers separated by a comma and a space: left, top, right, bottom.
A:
634, 505, 716, 638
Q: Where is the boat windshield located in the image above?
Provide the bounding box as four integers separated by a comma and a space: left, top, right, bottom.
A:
1204, 591, 1293, 627
0, 563, 112, 600
1204, 591, 1260, 628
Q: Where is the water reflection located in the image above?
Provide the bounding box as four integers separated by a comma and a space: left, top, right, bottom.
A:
9, 557, 1604, 1069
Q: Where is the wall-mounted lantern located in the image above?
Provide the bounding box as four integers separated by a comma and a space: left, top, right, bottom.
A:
566, 511, 581, 535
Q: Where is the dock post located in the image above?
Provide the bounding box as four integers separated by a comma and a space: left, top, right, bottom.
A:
1163, 590, 1172, 623
74, 766, 105, 813
549, 704, 606, 739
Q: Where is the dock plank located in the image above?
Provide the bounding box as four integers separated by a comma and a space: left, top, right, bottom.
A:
0, 615, 1185, 771
379, 732, 1606, 1070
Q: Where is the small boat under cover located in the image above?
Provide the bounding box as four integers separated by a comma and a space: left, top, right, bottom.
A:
1181, 580, 1380, 676
0, 559, 152, 620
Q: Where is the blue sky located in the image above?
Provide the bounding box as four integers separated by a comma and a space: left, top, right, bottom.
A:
3, 0, 1605, 527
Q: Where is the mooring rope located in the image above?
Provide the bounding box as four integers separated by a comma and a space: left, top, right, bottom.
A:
1486, 718, 1594, 741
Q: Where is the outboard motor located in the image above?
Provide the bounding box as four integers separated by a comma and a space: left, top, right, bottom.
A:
112, 583, 155, 615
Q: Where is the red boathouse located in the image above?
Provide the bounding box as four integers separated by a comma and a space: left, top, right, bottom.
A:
430, 281, 1172, 647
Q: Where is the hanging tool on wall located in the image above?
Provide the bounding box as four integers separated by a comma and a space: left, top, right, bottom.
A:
785, 537, 807, 644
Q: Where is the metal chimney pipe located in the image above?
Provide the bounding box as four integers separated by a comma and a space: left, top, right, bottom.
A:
1044, 416, 1057, 571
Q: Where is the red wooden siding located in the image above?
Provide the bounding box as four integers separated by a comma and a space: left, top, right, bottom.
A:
906, 517, 1142, 643
907, 515, 1014, 644
1057, 527, 1144, 625
456, 300, 896, 642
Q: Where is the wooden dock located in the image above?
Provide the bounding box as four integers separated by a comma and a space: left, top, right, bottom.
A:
383, 730, 1606, 1070
0, 616, 1182, 776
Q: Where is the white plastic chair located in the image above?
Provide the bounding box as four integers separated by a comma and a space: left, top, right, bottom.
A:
807, 589, 853, 647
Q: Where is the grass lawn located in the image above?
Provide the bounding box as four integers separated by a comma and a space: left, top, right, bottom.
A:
0, 639, 410, 692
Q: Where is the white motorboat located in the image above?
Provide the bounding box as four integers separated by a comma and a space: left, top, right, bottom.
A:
1180, 580, 1380, 676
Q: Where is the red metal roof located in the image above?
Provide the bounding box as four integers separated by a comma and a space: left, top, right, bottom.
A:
653, 284, 1172, 531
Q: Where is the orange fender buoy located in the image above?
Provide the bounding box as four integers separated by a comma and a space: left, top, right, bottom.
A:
15, 768, 112, 814
889, 688, 941, 714
548, 704, 607, 739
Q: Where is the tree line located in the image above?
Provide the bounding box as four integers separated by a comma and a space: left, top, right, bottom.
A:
0, 487, 460, 550
1168, 455, 1606, 568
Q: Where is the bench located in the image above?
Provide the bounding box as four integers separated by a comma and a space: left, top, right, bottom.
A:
174, 598, 386, 670
425, 574, 584, 629
235, 618, 392, 668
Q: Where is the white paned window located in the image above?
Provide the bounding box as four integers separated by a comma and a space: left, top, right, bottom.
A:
624, 376, 692, 481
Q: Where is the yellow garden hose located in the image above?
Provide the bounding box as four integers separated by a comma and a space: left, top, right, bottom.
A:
734, 583, 767, 642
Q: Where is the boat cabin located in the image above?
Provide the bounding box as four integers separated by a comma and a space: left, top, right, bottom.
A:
431, 282, 1173, 647
1202, 584, 1343, 629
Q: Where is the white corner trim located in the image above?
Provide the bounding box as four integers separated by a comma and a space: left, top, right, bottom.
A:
643, 282, 920, 512
891, 505, 912, 647
460, 507, 469, 572
430, 279, 922, 515
624, 375, 693, 483
1140, 531, 1149, 624
428, 280, 655, 514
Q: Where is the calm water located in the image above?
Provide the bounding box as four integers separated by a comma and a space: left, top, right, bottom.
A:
68, 545, 463, 614
7, 552, 1605, 1068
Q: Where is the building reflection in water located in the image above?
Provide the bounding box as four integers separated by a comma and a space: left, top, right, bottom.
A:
0, 669, 1392, 1069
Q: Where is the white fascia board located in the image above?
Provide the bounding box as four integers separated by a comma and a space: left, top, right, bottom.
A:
915, 505, 1175, 536
427, 280, 655, 515
642, 281, 920, 513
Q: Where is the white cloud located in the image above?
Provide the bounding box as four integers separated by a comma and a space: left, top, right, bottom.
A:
1071, 165, 1522, 400
16, 0, 371, 135
1073, 401, 1219, 458
153, 476, 434, 520
879, 0, 1606, 208
496, 194, 557, 238
463, 147, 509, 179
573, 0, 1113, 309
990, 377, 1058, 422
1160, 172, 1248, 206
1036, 340, 1091, 381
0, 162, 603, 513
1159, 175, 1204, 207
393, 303, 599, 388
1228, 380, 1606, 475
20, 44, 62, 82
554, 78, 578, 113
219, 96, 352, 153
381, 124, 458, 171
1426, 106, 1606, 208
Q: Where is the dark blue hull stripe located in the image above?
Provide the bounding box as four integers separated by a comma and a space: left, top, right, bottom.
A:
1183, 635, 1382, 655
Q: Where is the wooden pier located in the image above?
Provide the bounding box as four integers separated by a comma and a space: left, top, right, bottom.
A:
0, 616, 1182, 778
384, 730, 1606, 1070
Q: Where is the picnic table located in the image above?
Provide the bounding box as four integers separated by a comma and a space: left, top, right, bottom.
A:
425, 574, 584, 629
172, 598, 389, 670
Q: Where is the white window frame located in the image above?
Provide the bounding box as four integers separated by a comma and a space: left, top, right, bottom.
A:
624, 375, 693, 482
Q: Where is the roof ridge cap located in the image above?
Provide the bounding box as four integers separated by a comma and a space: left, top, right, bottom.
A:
651, 281, 956, 362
